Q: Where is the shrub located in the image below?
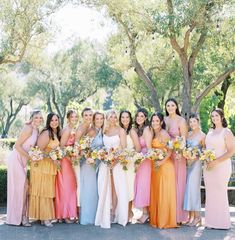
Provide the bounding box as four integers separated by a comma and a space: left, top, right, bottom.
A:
0, 166, 7, 204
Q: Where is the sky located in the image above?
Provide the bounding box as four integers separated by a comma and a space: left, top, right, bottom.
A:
47, 3, 117, 53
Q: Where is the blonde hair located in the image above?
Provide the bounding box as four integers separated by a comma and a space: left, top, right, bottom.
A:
103, 110, 119, 134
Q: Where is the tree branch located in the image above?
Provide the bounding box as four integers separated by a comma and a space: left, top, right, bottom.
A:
183, 22, 196, 53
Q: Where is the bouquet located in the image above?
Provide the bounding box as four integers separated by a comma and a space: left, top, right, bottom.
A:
116, 149, 131, 171
49, 146, 65, 169
199, 149, 216, 163
132, 152, 145, 172
145, 148, 167, 170
85, 150, 98, 167
167, 136, 186, 154
28, 146, 43, 167
64, 145, 80, 166
183, 146, 201, 166
101, 147, 119, 169
75, 136, 94, 154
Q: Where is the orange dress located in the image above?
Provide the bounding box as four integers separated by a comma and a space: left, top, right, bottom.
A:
149, 138, 177, 228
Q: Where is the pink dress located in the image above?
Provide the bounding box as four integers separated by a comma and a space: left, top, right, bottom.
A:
7, 128, 38, 225
55, 134, 77, 219
168, 124, 188, 223
204, 128, 231, 229
134, 136, 151, 208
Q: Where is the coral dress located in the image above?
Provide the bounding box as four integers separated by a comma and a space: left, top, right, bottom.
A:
168, 124, 188, 222
55, 133, 77, 219
204, 128, 232, 229
149, 138, 177, 228
29, 138, 58, 220
7, 128, 38, 225
134, 136, 151, 208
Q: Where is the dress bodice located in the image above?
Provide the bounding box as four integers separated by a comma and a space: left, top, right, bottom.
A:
126, 135, 134, 150
46, 137, 60, 152
139, 136, 147, 154
152, 138, 166, 150
186, 138, 201, 149
103, 134, 120, 150
91, 130, 104, 151
205, 128, 227, 158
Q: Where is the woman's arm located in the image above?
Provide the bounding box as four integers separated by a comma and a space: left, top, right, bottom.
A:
14, 125, 33, 159
130, 129, 141, 152
179, 117, 188, 139
143, 127, 153, 149
207, 129, 235, 169
60, 128, 71, 148
37, 130, 50, 151
75, 124, 84, 141
119, 127, 127, 149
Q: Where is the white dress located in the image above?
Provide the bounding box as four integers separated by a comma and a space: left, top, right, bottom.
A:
125, 135, 135, 201
95, 134, 128, 228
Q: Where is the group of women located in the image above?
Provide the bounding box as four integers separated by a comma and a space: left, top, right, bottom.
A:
6, 98, 235, 230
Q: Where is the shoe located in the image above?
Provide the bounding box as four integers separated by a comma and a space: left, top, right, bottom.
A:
189, 217, 201, 227
138, 213, 149, 224
110, 214, 116, 223
22, 217, 31, 227
65, 219, 74, 224
42, 220, 53, 227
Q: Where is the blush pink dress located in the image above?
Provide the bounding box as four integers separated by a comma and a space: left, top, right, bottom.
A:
55, 133, 77, 219
134, 136, 151, 208
7, 128, 38, 225
168, 123, 188, 223
204, 128, 232, 229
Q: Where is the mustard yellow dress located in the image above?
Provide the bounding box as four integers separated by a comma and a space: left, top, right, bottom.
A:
149, 138, 177, 228
29, 138, 58, 220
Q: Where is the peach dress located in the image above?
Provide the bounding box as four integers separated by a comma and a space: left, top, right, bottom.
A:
150, 138, 177, 228
29, 138, 58, 220
204, 128, 232, 229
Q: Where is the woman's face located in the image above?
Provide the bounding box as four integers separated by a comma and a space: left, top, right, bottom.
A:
68, 112, 78, 126
32, 113, 43, 128
151, 115, 161, 131
211, 111, 222, 126
108, 112, 118, 125
121, 112, 130, 128
189, 117, 200, 131
94, 114, 104, 129
83, 110, 93, 124
136, 112, 146, 126
166, 101, 177, 115
50, 115, 59, 130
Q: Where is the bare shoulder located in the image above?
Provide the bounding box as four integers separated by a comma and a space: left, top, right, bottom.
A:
88, 128, 96, 137
39, 130, 49, 139
119, 127, 126, 135
179, 116, 187, 124
130, 128, 138, 137
22, 124, 33, 135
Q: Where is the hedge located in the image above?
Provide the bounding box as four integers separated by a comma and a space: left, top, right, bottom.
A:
0, 166, 7, 204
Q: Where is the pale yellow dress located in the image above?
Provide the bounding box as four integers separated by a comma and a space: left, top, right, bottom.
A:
29, 138, 58, 220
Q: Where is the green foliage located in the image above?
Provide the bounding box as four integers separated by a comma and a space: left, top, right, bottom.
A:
0, 138, 16, 150
0, 166, 7, 204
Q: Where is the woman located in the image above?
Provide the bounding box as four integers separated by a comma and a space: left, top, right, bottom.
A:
204, 108, 235, 229
149, 112, 177, 229
133, 108, 152, 223
119, 110, 141, 221
80, 112, 104, 225
95, 110, 128, 228
29, 113, 61, 227
7, 110, 43, 226
74, 107, 93, 213
165, 98, 188, 223
55, 110, 78, 223
183, 113, 205, 226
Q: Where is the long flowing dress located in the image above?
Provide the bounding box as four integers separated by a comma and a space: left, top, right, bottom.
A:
7, 128, 38, 225
125, 134, 135, 201
29, 138, 58, 220
183, 139, 202, 211
149, 138, 177, 228
204, 128, 231, 229
95, 134, 128, 228
134, 136, 151, 208
74, 159, 80, 207
168, 124, 188, 222
80, 130, 103, 225
55, 133, 77, 219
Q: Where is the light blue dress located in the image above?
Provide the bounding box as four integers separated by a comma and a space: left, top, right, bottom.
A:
80, 130, 103, 225
183, 139, 202, 211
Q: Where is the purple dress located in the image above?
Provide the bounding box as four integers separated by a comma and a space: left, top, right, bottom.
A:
134, 136, 151, 208
7, 128, 38, 225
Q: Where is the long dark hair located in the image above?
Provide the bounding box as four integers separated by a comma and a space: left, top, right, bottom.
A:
119, 110, 133, 135
211, 108, 228, 128
41, 112, 61, 140
165, 98, 181, 116
150, 112, 166, 137
134, 108, 149, 137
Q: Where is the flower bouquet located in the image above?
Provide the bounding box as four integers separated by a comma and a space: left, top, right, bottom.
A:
64, 145, 80, 166
132, 152, 145, 172
28, 146, 44, 167
49, 146, 65, 170
167, 136, 186, 154
183, 146, 201, 166
199, 149, 216, 163
145, 148, 167, 170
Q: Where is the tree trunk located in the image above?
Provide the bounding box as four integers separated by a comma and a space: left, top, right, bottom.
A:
217, 76, 232, 110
